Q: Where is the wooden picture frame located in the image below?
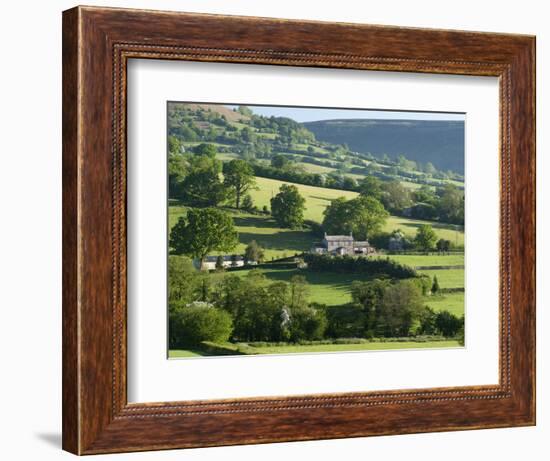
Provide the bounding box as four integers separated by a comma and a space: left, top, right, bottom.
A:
62, 5, 536, 455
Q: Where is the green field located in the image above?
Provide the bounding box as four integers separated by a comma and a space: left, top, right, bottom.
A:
251, 176, 358, 222
169, 175, 465, 315
234, 267, 372, 306
169, 340, 461, 357
169, 176, 464, 253
233, 265, 464, 315
169, 206, 312, 260
425, 292, 464, 317
250, 176, 464, 243
417, 269, 464, 289
387, 253, 464, 268
297, 162, 336, 175
385, 215, 464, 246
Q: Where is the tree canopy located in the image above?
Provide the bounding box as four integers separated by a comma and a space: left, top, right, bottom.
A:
270, 184, 306, 229
223, 159, 256, 209
358, 176, 383, 200
414, 224, 438, 251
437, 184, 465, 225
380, 180, 413, 213
169, 208, 238, 266
244, 240, 265, 263
179, 150, 228, 207
322, 196, 389, 240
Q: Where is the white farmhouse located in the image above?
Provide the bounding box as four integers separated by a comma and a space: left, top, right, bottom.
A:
311, 233, 375, 256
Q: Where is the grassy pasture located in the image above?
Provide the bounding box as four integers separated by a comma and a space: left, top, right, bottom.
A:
234, 267, 372, 306
169, 205, 313, 260
417, 269, 464, 289
385, 215, 464, 246
386, 253, 464, 268
425, 292, 465, 317
250, 176, 358, 222
296, 162, 336, 175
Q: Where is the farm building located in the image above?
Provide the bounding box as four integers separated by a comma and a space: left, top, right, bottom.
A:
194, 255, 245, 271
311, 233, 375, 256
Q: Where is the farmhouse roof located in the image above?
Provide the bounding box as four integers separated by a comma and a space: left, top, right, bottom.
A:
324, 233, 354, 241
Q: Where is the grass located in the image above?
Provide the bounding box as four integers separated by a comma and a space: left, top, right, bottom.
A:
384, 215, 464, 246
250, 176, 358, 222
234, 267, 372, 306
417, 269, 464, 289
297, 162, 336, 174
168, 349, 204, 358
425, 292, 465, 317
169, 340, 461, 357
231, 215, 313, 260
234, 265, 464, 314
385, 253, 464, 268
250, 177, 464, 245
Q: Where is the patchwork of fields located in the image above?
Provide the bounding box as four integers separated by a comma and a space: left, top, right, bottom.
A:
169, 175, 465, 320
168, 104, 465, 357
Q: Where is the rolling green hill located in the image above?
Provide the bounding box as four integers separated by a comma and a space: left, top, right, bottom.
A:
169, 176, 464, 260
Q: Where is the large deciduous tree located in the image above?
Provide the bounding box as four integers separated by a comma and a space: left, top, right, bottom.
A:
270, 184, 306, 229
414, 224, 438, 252
169, 208, 238, 268
180, 147, 228, 207
378, 280, 424, 337
380, 180, 413, 213
437, 183, 465, 225
223, 159, 256, 209
322, 196, 388, 240
358, 176, 383, 200
193, 143, 218, 158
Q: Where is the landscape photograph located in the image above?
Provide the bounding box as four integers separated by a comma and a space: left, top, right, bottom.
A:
166, 102, 465, 358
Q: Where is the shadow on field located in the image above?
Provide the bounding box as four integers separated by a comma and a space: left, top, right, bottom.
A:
309, 194, 342, 202
258, 268, 366, 292
232, 215, 278, 229
399, 220, 464, 233
238, 231, 312, 252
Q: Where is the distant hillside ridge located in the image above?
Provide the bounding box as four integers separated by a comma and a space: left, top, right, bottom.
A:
169, 102, 249, 123
304, 119, 465, 174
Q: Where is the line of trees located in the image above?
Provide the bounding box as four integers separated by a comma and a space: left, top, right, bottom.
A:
304, 254, 418, 278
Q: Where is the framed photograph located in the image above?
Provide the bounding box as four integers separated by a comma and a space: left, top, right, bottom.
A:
62, 6, 535, 455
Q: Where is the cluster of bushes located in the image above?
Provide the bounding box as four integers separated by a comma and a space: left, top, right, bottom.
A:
169, 266, 328, 348
303, 254, 418, 278
323, 278, 463, 339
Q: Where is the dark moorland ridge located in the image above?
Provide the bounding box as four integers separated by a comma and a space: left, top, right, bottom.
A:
304, 119, 465, 174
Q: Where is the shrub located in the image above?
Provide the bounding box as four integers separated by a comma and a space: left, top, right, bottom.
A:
242, 194, 255, 211
413, 275, 432, 296
170, 304, 233, 347
289, 306, 328, 342
435, 310, 464, 337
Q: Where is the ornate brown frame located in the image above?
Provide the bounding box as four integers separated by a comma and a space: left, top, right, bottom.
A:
62, 5, 536, 455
